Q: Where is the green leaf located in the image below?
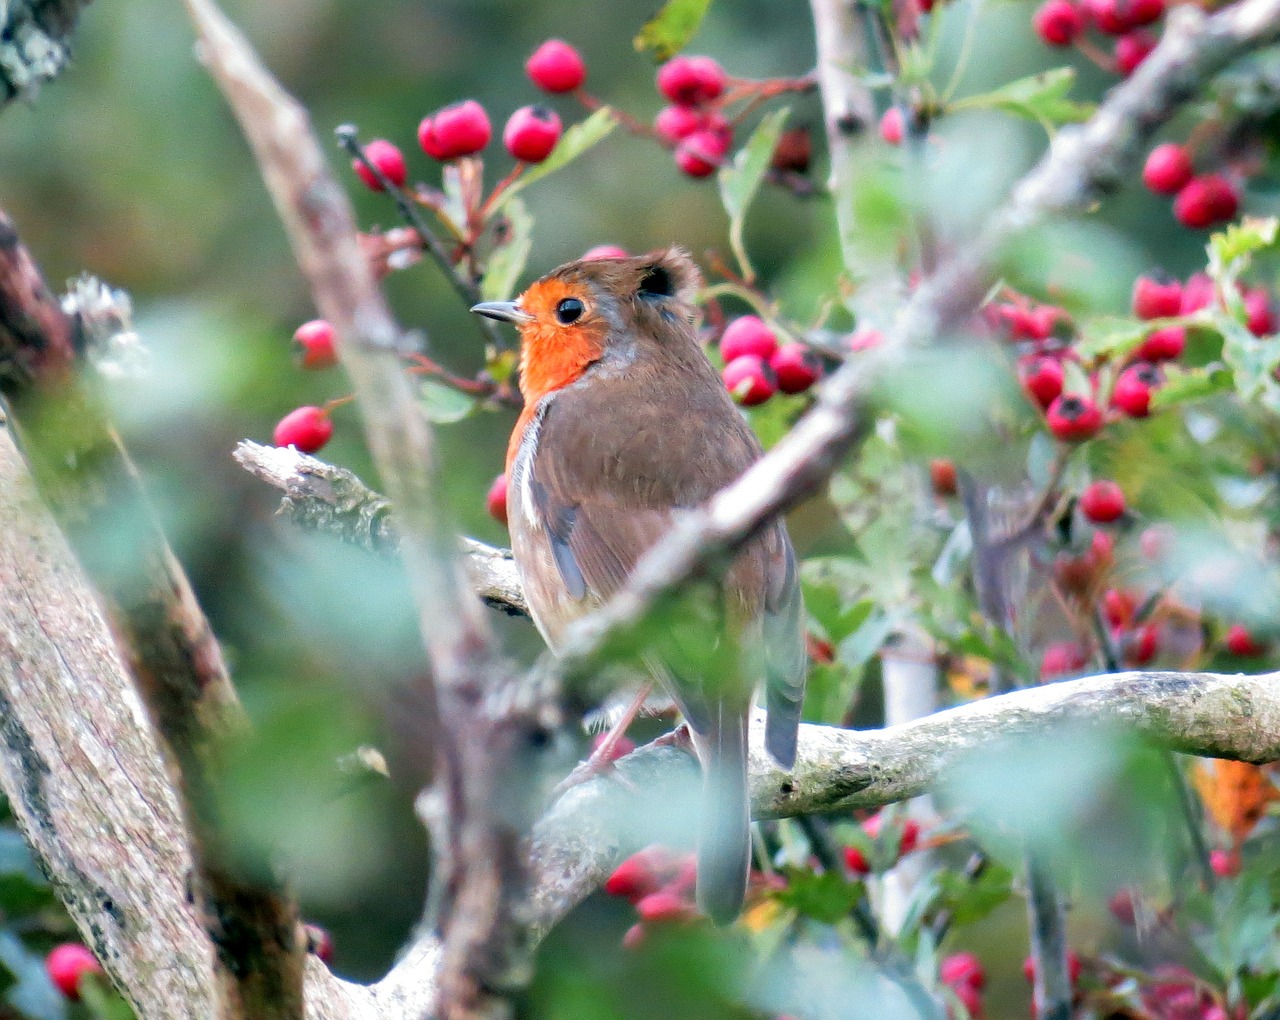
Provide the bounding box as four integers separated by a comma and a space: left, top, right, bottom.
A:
718, 108, 789, 282
959, 68, 1093, 128
1209, 216, 1279, 269
633, 0, 713, 60
932, 862, 1015, 926
480, 196, 533, 302
775, 868, 865, 925
1077, 316, 1154, 361
1218, 316, 1280, 403
498, 109, 617, 207
837, 607, 895, 669
1149, 363, 1234, 409
418, 378, 476, 424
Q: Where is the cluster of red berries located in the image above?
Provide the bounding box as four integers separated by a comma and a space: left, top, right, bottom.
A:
1142, 144, 1241, 230
718, 315, 823, 407
1138, 965, 1230, 1020
940, 952, 986, 1018
273, 319, 339, 454
1031, 0, 1165, 76
842, 811, 923, 876
45, 943, 102, 1001
650, 55, 736, 178
603, 845, 702, 947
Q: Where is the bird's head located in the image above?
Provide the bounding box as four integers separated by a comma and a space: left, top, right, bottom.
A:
471, 247, 702, 405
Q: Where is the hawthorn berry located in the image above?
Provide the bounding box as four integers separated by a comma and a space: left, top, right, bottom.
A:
417, 117, 449, 161
352, 139, 407, 192
526, 39, 586, 93
1041, 642, 1089, 680
657, 55, 726, 106
427, 101, 491, 160
1080, 480, 1126, 523
636, 890, 697, 923
721, 315, 779, 361
1209, 848, 1241, 877
605, 852, 666, 903
1000, 304, 1057, 342
1019, 355, 1066, 410
1174, 175, 1239, 229
879, 107, 904, 145
722, 354, 776, 406
1102, 589, 1136, 628
1124, 622, 1159, 665
292, 319, 338, 370
952, 981, 983, 1019
1225, 624, 1265, 657
1115, 31, 1155, 76
1180, 272, 1215, 313
1084, 0, 1129, 34
654, 104, 705, 143
486, 473, 508, 526
1134, 325, 1185, 361
274, 406, 334, 454
769, 342, 822, 393
1112, 362, 1161, 417
674, 127, 731, 177
1033, 0, 1085, 45
1046, 393, 1104, 441
1132, 274, 1183, 319
1142, 143, 1193, 195
1243, 286, 1275, 336
930, 458, 959, 496
940, 952, 987, 992
45, 944, 102, 1001
581, 244, 629, 260
1127, 0, 1165, 23
843, 844, 870, 876
503, 105, 562, 163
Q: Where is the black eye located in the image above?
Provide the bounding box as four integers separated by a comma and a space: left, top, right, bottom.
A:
555, 298, 584, 324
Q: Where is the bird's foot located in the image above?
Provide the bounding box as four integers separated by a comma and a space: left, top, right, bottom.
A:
652, 721, 695, 755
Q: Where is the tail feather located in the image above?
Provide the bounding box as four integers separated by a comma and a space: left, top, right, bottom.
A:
694, 707, 751, 925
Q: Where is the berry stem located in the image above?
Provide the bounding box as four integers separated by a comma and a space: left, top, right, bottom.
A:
1073, 36, 1119, 74
335, 125, 507, 350
321, 394, 355, 414
405, 353, 521, 406
476, 162, 527, 224
571, 89, 653, 138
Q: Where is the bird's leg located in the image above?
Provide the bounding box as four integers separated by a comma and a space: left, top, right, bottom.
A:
551, 680, 653, 797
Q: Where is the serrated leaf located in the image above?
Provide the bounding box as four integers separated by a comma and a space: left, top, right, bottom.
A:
1219, 316, 1280, 402
719, 108, 789, 281
960, 68, 1093, 128
498, 109, 618, 208
775, 868, 865, 925
633, 0, 713, 60
933, 862, 1015, 926
1210, 216, 1279, 268
480, 196, 532, 302
1077, 316, 1152, 360
1150, 363, 1234, 409
418, 378, 477, 424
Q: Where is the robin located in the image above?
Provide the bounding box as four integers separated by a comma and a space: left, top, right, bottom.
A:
472, 248, 805, 923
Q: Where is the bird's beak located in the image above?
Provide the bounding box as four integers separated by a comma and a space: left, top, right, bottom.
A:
470, 300, 533, 324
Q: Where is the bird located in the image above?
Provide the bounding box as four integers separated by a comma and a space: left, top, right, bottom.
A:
471, 247, 806, 923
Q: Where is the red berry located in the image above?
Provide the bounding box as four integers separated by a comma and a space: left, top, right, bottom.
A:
899, 819, 922, 855
605, 856, 662, 903
930, 458, 959, 496
1019, 355, 1066, 410
503, 105, 562, 163
352, 139, 407, 192
654, 105, 705, 144
769, 342, 822, 394
1125, 622, 1159, 665
1242, 286, 1275, 336
722, 316, 779, 361
656, 55, 726, 106
45, 944, 102, 1001
526, 39, 586, 93
1132, 274, 1183, 319
1041, 641, 1089, 680
1126, 0, 1165, 24
1112, 362, 1161, 417
305, 923, 335, 965
953, 981, 983, 1018
722, 354, 776, 406
1034, 0, 1085, 45
1108, 888, 1138, 925
1134, 325, 1185, 361
1180, 272, 1215, 313
1080, 480, 1126, 523
416, 117, 449, 161
1102, 588, 1138, 627
590, 731, 636, 762
1174, 175, 1239, 229
1209, 848, 1241, 877
274, 406, 333, 454
636, 890, 697, 923
581, 244, 629, 261
292, 319, 338, 370
674, 128, 730, 177
1142, 144, 1193, 195
486, 473, 508, 526
1084, 0, 1130, 33
879, 107, 904, 145
941, 952, 987, 992
843, 844, 870, 876
1047, 393, 1104, 441
1115, 31, 1155, 75
430, 100, 491, 160
1225, 624, 1265, 657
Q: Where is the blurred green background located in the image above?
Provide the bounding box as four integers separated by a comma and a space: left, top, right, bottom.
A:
0, 0, 1258, 1005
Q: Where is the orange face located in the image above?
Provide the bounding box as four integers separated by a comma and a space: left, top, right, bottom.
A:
505, 276, 610, 470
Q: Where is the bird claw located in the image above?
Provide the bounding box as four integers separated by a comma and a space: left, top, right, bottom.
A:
551, 748, 639, 799
652, 721, 695, 755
